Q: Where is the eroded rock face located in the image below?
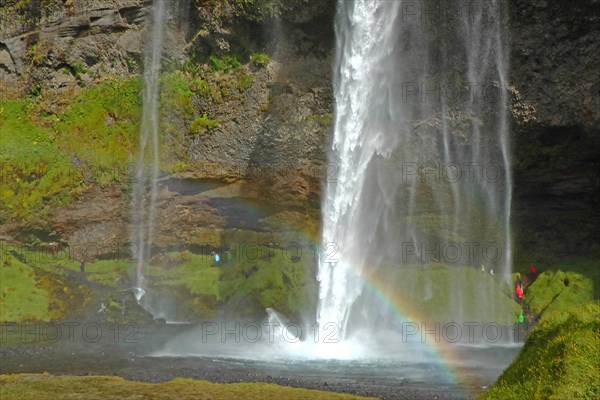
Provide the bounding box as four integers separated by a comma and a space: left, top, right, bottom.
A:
0, 0, 331, 257
0, 1, 149, 86
1, 0, 598, 261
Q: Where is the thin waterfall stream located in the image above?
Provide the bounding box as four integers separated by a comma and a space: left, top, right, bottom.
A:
131, 0, 167, 295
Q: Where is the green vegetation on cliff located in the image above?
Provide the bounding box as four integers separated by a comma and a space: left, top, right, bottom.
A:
0, 77, 142, 223
0, 245, 126, 322
195, 0, 333, 23
0, 52, 263, 223
0, 101, 75, 222
0, 241, 316, 323
56, 78, 142, 169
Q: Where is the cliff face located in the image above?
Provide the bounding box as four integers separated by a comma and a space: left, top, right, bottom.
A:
508, 0, 600, 260
0, 0, 598, 260
0, 0, 334, 255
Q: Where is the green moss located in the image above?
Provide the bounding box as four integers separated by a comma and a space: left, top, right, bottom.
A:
218, 245, 316, 318
84, 259, 131, 286
308, 113, 333, 127
150, 252, 220, 299
479, 302, 600, 400
237, 72, 254, 91
0, 101, 77, 222
377, 265, 522, 324
249, 52, 270, 67
0, 374, 375, 400
189, 114, 219, 135
0, 251, 49, 322
56, 77, 142, 170
480, 256, 599, 399
515, 256, 599, 318
191, 78, 210, 97
141, 243, 314, 320
71, 62, 87, 79
526, 270, 594, 316
209, 54, 241, 73
160, 71, 195, 120
181, 58, 202, 77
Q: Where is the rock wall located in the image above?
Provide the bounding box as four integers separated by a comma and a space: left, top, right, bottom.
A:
509, 0, 600, 260
1, 0, 598, 260
0, 0, 334, 255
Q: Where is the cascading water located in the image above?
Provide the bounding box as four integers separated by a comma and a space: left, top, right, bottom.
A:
317, 0, 512, 344
131, 0, 167, 293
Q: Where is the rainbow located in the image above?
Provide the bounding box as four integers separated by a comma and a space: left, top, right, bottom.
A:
207, 195, 484, 393
361, 269, 486, 393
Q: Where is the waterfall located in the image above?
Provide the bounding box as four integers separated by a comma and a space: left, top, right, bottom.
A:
131, 0, 167, 289
317, 0, 512, 341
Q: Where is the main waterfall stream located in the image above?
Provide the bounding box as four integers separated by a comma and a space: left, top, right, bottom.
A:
317, 0, 513, 344
155, 0, 520, 396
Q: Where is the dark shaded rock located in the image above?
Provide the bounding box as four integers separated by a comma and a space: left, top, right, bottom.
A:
99, 289, 153, 324
509, 0, 600, 260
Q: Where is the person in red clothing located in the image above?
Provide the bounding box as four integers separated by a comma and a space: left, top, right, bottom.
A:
516, 283, 523, 300
529, 265, 537, 274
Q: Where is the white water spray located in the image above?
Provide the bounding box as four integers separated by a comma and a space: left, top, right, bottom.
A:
317, 0, 512, 343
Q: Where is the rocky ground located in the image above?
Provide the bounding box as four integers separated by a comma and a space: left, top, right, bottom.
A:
0, 323, 482, 400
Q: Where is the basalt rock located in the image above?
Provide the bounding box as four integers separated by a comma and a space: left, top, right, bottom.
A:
0, 0, 597, 263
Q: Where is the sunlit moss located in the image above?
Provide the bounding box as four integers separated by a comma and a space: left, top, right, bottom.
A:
479, 302, 600, 400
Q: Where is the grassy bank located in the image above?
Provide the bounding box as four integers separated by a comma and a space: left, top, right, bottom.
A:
0, 243, 316, 323
3, 241, 524, 324
0, 374, 374, 400
479, 255, 600, 399
479, 302, 599, 400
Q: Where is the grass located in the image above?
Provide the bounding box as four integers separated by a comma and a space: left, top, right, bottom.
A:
0, 78, 142, 222
479, 255, 599, 399
377, 264, 522, 325
0, 243, 134, 322
147, 251, 220, 298
0, 254, 49, 322
1, 50, 265, 224
144, 246, 315, 319
209, 54, 241, 73
526, 270, 594, 316
0, 101, 77, 221
3, 244, 131, 286
0, 374, 375, 400
160, 71, 195, 122
250, 52, 270, 67
217, 245, 315, 318
479, 302, 600, 400
1, 242, 522, 324
527, 256, 598, 309
84, 259, 132, 286
56, 77, 142, 170
189, 114, 219, 135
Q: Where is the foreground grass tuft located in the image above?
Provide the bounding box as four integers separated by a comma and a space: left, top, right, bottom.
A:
0, 374, 374, 400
